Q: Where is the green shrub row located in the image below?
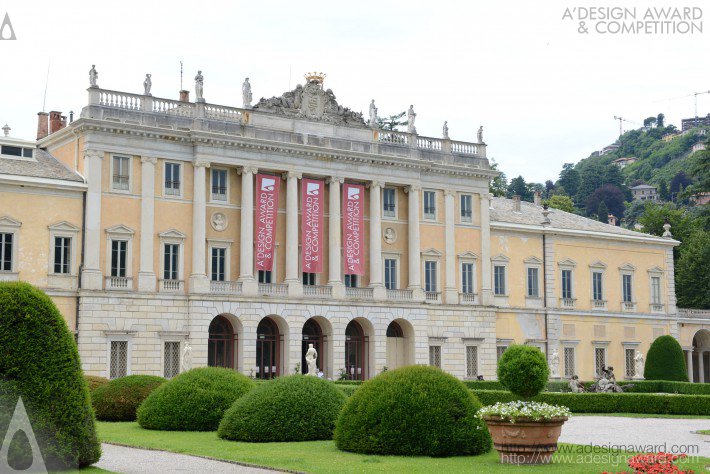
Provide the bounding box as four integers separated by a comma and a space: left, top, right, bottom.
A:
92, 375, 165, 421
464, 379, 710, 395
473, 390, 710, 416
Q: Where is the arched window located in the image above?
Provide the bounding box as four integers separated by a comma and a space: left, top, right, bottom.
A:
345, 320, 368, 380
256, 317, 280, 379
208, 316, 236, 369
386, 321, 403, 338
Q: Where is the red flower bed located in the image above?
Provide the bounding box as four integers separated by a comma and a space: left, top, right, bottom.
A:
604, 453, 694, 474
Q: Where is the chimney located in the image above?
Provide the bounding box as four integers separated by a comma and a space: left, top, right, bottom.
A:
60, 115, 67, 129
49, 111, 63, 134
512, 195, 521, 212
179, 90, 190, 102
534, 191, 542, 206
608, 214, 617, 226
36, 112, 49, 139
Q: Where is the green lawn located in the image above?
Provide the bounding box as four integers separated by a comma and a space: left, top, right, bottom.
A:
96, 422, 709, 473
698, 429, 710, 435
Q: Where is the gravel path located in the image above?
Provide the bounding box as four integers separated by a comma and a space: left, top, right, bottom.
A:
95, 443, 280, 474
560, 416, 710, 457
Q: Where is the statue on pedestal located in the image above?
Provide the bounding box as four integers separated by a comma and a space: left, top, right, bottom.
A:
549, 348, 560, 378
407, 105, 417, 134
305, 343, 318, 376
195, 70, 204, 102
143, 74, 152, 96
181, 341, 192, 373
89, 65, 98, 88
242, 77, 252, 108
443, 121, 449, 139
477, 125, 484, 143
569, 375, 584, 393
369, 100, 378, 128
634, 350, 645, 379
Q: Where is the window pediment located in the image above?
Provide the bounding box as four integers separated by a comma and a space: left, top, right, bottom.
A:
647, 265, 664, 274
421, 248, 443, 258
618, 263, 636, 272
458, 251, 479, 260
589, 260, 607, 269
105, 224, 135, 236
558, 258, 577, 268
0, 216, 21, 230
158, 228, 187, 240
524, 256, 543, 265
48, 221, 80, 233
492, 254, 510, 263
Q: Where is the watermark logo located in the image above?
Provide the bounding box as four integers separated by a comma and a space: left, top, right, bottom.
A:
562, 6, 703, 34
0, 13, 17, 40
0, 397, 47, 473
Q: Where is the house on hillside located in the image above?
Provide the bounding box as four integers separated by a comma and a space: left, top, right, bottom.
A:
681, 114, 710, 131
611, 157, 636, 169
600, 142, 620, 155
631, 184, 659, 201
692, 142, 707, 153
662, 132, 681, 142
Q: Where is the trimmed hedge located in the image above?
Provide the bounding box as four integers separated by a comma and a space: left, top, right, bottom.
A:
85, 375, 110, 392
218, 375, 346, 442
137, 367, 254, 431
335, 366, 491, 457
336, 384, 358, 397
474, 390, 710, 416
465, 379, 710, 395
497, 345, 549, 398
0, 282, 101, 469
92, 375, 165, 421
644, 335, 689, 382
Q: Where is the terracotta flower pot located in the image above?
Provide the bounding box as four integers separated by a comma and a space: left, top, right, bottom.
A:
482, 415, 568, 465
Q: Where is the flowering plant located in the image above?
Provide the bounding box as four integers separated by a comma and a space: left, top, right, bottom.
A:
477, 401, 571, 423
602, 453, 694, 474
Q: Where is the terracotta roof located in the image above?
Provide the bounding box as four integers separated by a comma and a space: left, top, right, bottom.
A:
0, 149, 84, 183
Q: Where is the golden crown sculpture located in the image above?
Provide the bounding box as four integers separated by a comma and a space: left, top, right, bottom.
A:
304, 72, 326, 84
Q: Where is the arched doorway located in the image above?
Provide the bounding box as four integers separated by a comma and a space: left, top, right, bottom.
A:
345, 320, 369, 380
208, 315, 237, 369
256, 317, 282, 379
386, 320, 414, 370
691, 330, 710, 383
302, 318, 327, 375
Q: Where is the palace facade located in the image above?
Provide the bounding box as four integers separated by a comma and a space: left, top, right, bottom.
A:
2, 71, 709, 382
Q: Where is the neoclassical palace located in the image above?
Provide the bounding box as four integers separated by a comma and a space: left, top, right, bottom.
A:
1, 70, 709, 382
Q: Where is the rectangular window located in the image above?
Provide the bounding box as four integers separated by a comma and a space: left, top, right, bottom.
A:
258, 270, 272, 284
429, 346, 441, 368
424, 261, 437, 292
164, 341, 181, 379
384, 258, 397, 290
211, 169, 227, 201
110, 240, 128, 277
303, 272, 316, 286
561, 269, 573, 299
163, 243, 179, 280
466, 346, 478, 378
344, 274, 357, 288
594, 347, 606, 377
0, 233, 12, 272
496, 346, 508, 361
383, 187, 396, 217
109, 340, 128, 379
461, 262, 475, 294
423, 191, 436, 219
625, 348, 635, 378
54, 236, 71, 274
527, 267, 539, 297
165, 162, 181, 195
564, 347, 575, 377
211, 247, 226, 282
622, 274, 633, 302
494, 265, 506, 295
592, 271, 603, 301
650, 276, 661, 304
460, 194, 473, 222
112, 156, 130, 190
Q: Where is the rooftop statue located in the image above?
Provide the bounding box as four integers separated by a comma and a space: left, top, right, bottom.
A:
143, 74, 152, 96
369, 100, 378, 128
195, 70, 204, 102
442, 121, 449, 139
89, 65, 98, 88
242, 77, 252, 108
477, 126, 484, 143
407, 105, 417, 134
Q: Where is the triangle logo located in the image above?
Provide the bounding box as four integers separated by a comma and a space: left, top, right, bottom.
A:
0, 13, 17, 41
0, 397, 48, 472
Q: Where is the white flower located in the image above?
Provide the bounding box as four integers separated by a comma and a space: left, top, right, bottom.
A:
477, 401, 571, 422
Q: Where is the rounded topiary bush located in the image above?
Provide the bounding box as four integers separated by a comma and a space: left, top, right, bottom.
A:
92, 375, 165, 421
0, 282, 101, 469
644, 335, 688, 382
334, 365, 491, 457
85, 375, 109, 392
218, 375, 346, 442
497, 345, 549, 398
137, 367, 254, 431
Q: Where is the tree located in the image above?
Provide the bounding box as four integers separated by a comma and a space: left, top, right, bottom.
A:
547, 194, 575, 213
597, 201, 609, 223
576, 163, 606, 210
544, 180, 556, 198
489, 159, 508, 197
656, 113, 665, 128
670, 171, 693, 200
643, 116, 657, 128
507, 175, 532, 201
557, 163, 580, 198
584, 184, 625, 219
644, 335, 688, 381
657, 180, 669, 201
675, 230, 710, 309
376, 111, 407, 131
686, 142, 710, 196
623, 200, 648, 228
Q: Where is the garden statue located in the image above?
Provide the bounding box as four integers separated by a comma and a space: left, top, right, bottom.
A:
549, 348, 560, 378
181, 341, 192, 372
305, 343, 318, 376
143, 74, 152, 95
634, 350, 645, 379
569, 375, 584, 393
587, 366, 631, 393
195, 70, 204, 102
369, 99, 377, 127
442, 121, 449, 139
407, 105, 416, 133
477, 125, 484, 143
89, 65, 98, 88
242, 77, 252, 108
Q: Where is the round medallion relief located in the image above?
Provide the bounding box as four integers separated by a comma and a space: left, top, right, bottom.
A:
383, 227, 396, 244
211, 212, 228, 232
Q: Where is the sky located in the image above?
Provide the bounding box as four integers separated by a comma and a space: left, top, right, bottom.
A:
1, 0, 708, 183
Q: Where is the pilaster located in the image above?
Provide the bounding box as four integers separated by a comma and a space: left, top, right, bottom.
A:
189, 158, 210, 293
239, 166, 258, 295
444, 189, 458, 304
82, 149, 104, 290
138, 156, 157, 291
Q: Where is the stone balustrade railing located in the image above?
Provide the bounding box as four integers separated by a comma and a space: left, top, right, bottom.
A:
679, 308, 710, 319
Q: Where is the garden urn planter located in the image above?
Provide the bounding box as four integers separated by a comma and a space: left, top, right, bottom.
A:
482, 415, 568, 464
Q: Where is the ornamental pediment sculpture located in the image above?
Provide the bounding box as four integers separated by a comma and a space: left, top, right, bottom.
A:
253, 73, 366, 127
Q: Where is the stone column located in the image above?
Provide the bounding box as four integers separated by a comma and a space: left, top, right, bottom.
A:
284, 171, 302, 297
369, 181, 385, 300
480, 192, 493, 305
239, 166, 258, 295
699, 351, 705, 384
686, 350, 694, 383
444, 190, 458, 304
189, 159, 210, 293
138, 156, 157, 291
406, 185, 424, 300
328, 177, 345, 298
82, 149, 103, 290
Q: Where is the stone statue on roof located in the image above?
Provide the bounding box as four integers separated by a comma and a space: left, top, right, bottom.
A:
195, 70, 204, 102
369, 100, 378, 128
89, 65, 98, 88
143, 74, 152, 96
242, 78, 252, 108
407, 105, 416, 133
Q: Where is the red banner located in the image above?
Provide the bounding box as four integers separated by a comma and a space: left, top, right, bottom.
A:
301, 178, 324, 273
342, 183, 365, 276
255, 174, 280, 271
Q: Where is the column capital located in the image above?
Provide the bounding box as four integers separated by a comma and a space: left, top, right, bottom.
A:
239, 165, 258, 175
404, 184, 422, 194
193, 158, 211, 168
328, 176, 344, 184
444, 189, 456, 197
368, 180, 385, 189
141, 156, 158, 165
282, 170, 302, 180
83, 149, 103, 160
